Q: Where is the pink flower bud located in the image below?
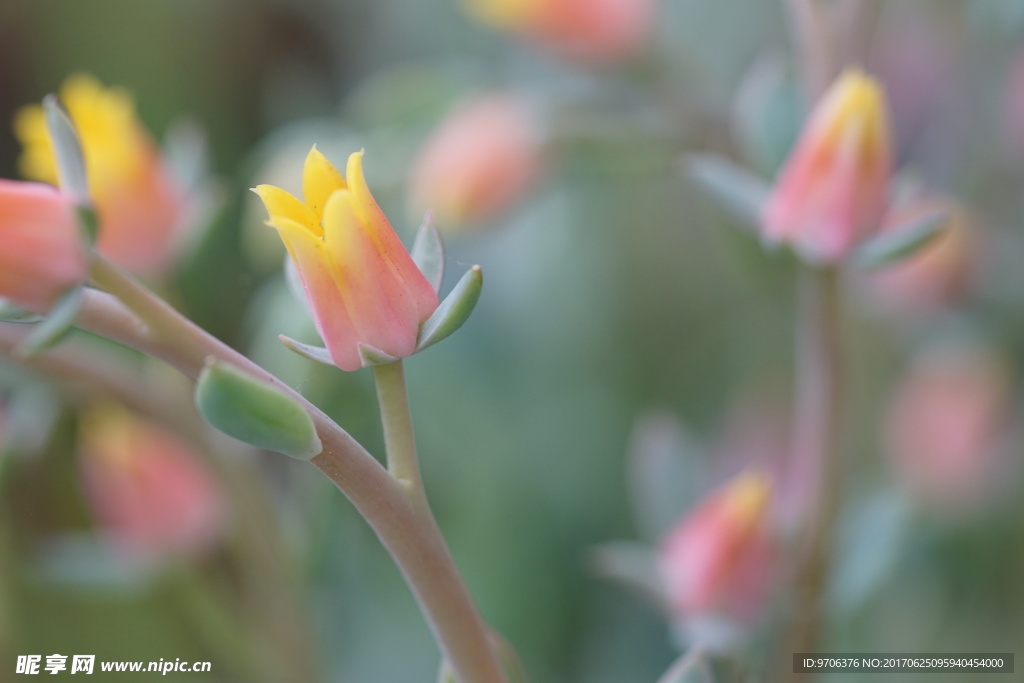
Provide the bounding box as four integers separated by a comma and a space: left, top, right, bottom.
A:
0, 179, 86, 313
885, 343, 1011, 512
254, 149, 439, 371
762, 70, 893, 264
657, 472, 775, 624
15, 74, 186, 276
79, 406, 227, 562
465, 0, 654, 63
409, 94, 543, 230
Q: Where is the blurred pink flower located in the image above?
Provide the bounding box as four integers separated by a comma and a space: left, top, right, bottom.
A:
79, 406, 227, 562
0, 179, 87, 313
15, 74, 187, 276
867, 196, 974, 314
409, 94, 543, 231
885, 343, 1011, 512
657, 471, 775, 625
465, 0, 654, 63
762, 70, 893, 264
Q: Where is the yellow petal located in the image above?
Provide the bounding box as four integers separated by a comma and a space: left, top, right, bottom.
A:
253, 185, 321, 237
302, 146, 346, 221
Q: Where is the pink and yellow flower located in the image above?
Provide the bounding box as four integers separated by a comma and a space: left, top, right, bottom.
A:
408, 93, 543, 230
657, 471, 775, 623
15, 74, 185, 276
254, 149, 439, 371
79, 405, 226, 562
465, 0, 654, 63
0, 179, 87, 313
762, 70, 893, 264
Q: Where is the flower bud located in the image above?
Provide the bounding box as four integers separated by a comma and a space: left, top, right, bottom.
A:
79, 405, 226, 562
254, 148, 439, 371
885, 342, 1010, 512
762, 70, 893, 264
465, 0, 654, 63
15, 74, 186, 276
657, 472, 774, 626
408, 94, 543, 231
0, 179, 86, 313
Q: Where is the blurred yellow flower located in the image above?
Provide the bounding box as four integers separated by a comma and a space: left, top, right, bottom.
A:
14, 74, 185, 275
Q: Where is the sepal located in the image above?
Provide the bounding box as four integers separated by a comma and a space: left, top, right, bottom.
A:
685, 154, 770, 231
415, 266, 483, 352
358, 342, 400, 367
411, 212, 445, 294
0, 299, 44, 324
43, 95, 91, 209
854, 209, 948, 269
278, 335, 334, 365
17, 287, 83, 357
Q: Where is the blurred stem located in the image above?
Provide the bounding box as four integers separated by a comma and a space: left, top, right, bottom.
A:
784, 0, 833, 103
84, 255, 505, 683
0, 325, 318, 680
785, 267, 844, 678
834, 0, 882, 67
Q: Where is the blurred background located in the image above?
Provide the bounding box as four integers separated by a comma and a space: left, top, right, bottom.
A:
1, 0, 1024, 681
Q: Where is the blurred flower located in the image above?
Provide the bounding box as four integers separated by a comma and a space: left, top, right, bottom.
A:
657, 471, 775, 642
15, 74, 186, 276
885, 341, 1011, 512
866, 196, 974, 313
762, 70, 893, 264
0, 179, 86, 313
253, 148, 439, 371
79, 405, 226, 562
408, 93, 543, 231
465, 0, 654, 63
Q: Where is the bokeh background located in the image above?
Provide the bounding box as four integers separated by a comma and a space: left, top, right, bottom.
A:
2, 0, 1024, 681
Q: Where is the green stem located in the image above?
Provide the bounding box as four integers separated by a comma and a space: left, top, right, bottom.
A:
372, 361, 424, 495
784, 267, 844, 678
82, 256, 504, 683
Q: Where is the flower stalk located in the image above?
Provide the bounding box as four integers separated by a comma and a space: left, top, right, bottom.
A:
784, 266, 845, 676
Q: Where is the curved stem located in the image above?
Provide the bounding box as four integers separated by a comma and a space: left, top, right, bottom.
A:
784, 267, 844, 678
84, 257, 504, 683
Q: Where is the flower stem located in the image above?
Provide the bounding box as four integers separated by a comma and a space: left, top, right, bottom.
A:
83, 256, 505, 683
372, 361, 424, 496
784, 267, 844, 677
